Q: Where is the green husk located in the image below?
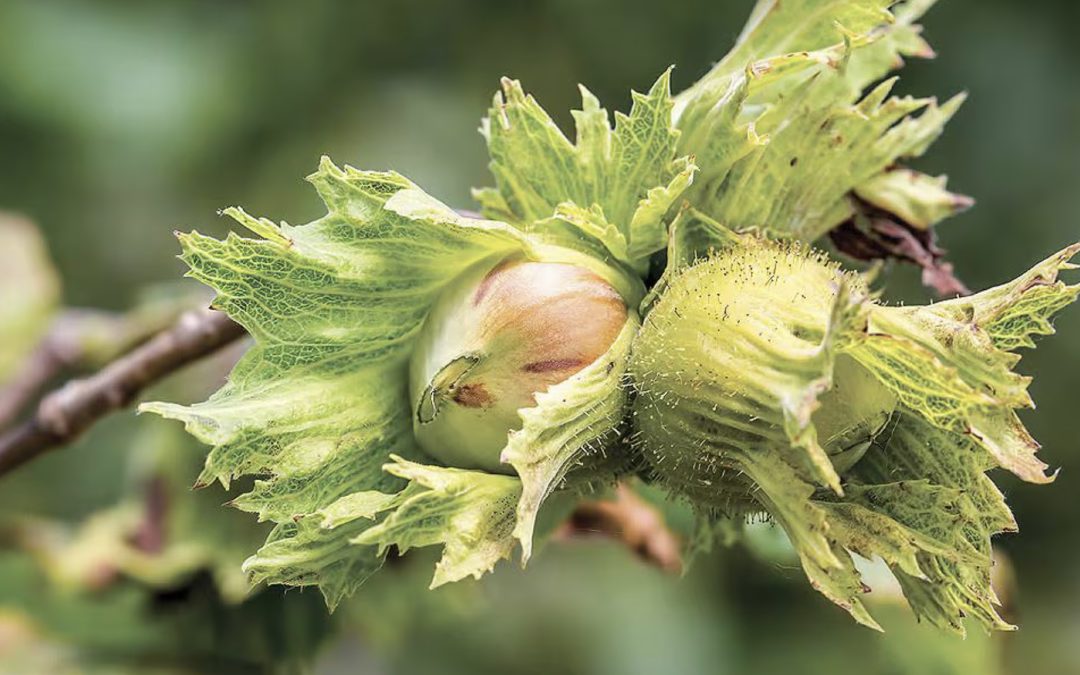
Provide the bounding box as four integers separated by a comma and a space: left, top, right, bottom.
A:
629, 224, 1078, 632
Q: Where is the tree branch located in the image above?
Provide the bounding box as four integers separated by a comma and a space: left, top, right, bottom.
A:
0, 309, 245, 477
0, 305, 195, 429
0, 312, 91, 429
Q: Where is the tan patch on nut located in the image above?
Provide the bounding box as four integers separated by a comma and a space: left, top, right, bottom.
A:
452, 382, 492, 408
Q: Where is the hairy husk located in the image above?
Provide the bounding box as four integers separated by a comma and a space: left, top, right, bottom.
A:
629, 235, 1079, 632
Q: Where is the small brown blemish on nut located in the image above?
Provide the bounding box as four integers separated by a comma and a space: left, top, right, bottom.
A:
452, 383, 492, 408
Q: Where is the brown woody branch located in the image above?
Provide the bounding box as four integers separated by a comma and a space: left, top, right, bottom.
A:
0, 309, 245, 476
0, 312, 92, 429
0, 306, 192, 429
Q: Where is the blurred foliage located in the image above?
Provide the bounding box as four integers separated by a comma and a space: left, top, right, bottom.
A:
0, 0, 1077, 673
16, 421, 269, 604
0, 214, 58, 379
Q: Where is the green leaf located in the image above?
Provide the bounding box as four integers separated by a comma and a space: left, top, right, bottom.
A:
529, 202, 645, 302
477, 71, 694, 272
143, 157, 531, 604
851, 244, 1080, 483
242, 504, 384, 610
144, 155, 643, 603
698, 0, 894, 83
627, 156, 698, 262
547, 202, 629, 262
926, 242, 1080, 351
842, 411, 1016, 633
677, 0, 936, 111
629, 235, 1078, 631
690, 71, 964, 240
815, 474, 1007, 633
242, 485, 403, 609
353, 456, 522, 588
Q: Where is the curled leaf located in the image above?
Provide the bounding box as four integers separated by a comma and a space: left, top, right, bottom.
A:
674, 0, 962, 243
353, 457, 522, 588
829, 199, 970, 297
503, 315, 639, 561
143, 159, 531, 605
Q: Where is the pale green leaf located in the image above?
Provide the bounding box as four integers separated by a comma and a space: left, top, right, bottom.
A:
547, 202, 628, 261
847, 412, 1016, 633
696, 75, 964, 240
673, 0, 962, 241
676, 0, 936, 113
854, 168, 973, 230
143, 157, 531, 603
478, 71, 693, 271
925, 242, 1080, 351
242, 508, 383, 610
627, 157, 697, 262
353, 456, 522, 588
701, 0, 894, 83
524, 204, 646, 305
630, 235, 1077, 631
850, 244, 1080, 483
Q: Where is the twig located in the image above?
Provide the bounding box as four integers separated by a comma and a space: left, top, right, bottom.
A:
0, 298, 209, 429
2, 310, 147, 428
561, 483, 683, 573
0, 312, 91, 429
0, 309, 245, 477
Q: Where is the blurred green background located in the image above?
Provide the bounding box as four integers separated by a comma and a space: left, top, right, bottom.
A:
0, 0, 1077, 673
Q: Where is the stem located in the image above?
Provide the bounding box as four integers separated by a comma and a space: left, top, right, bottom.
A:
0, 306, 190, 429
0, 309, 245, 477
0, 312, 90, 429
561, 483, 683, 573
